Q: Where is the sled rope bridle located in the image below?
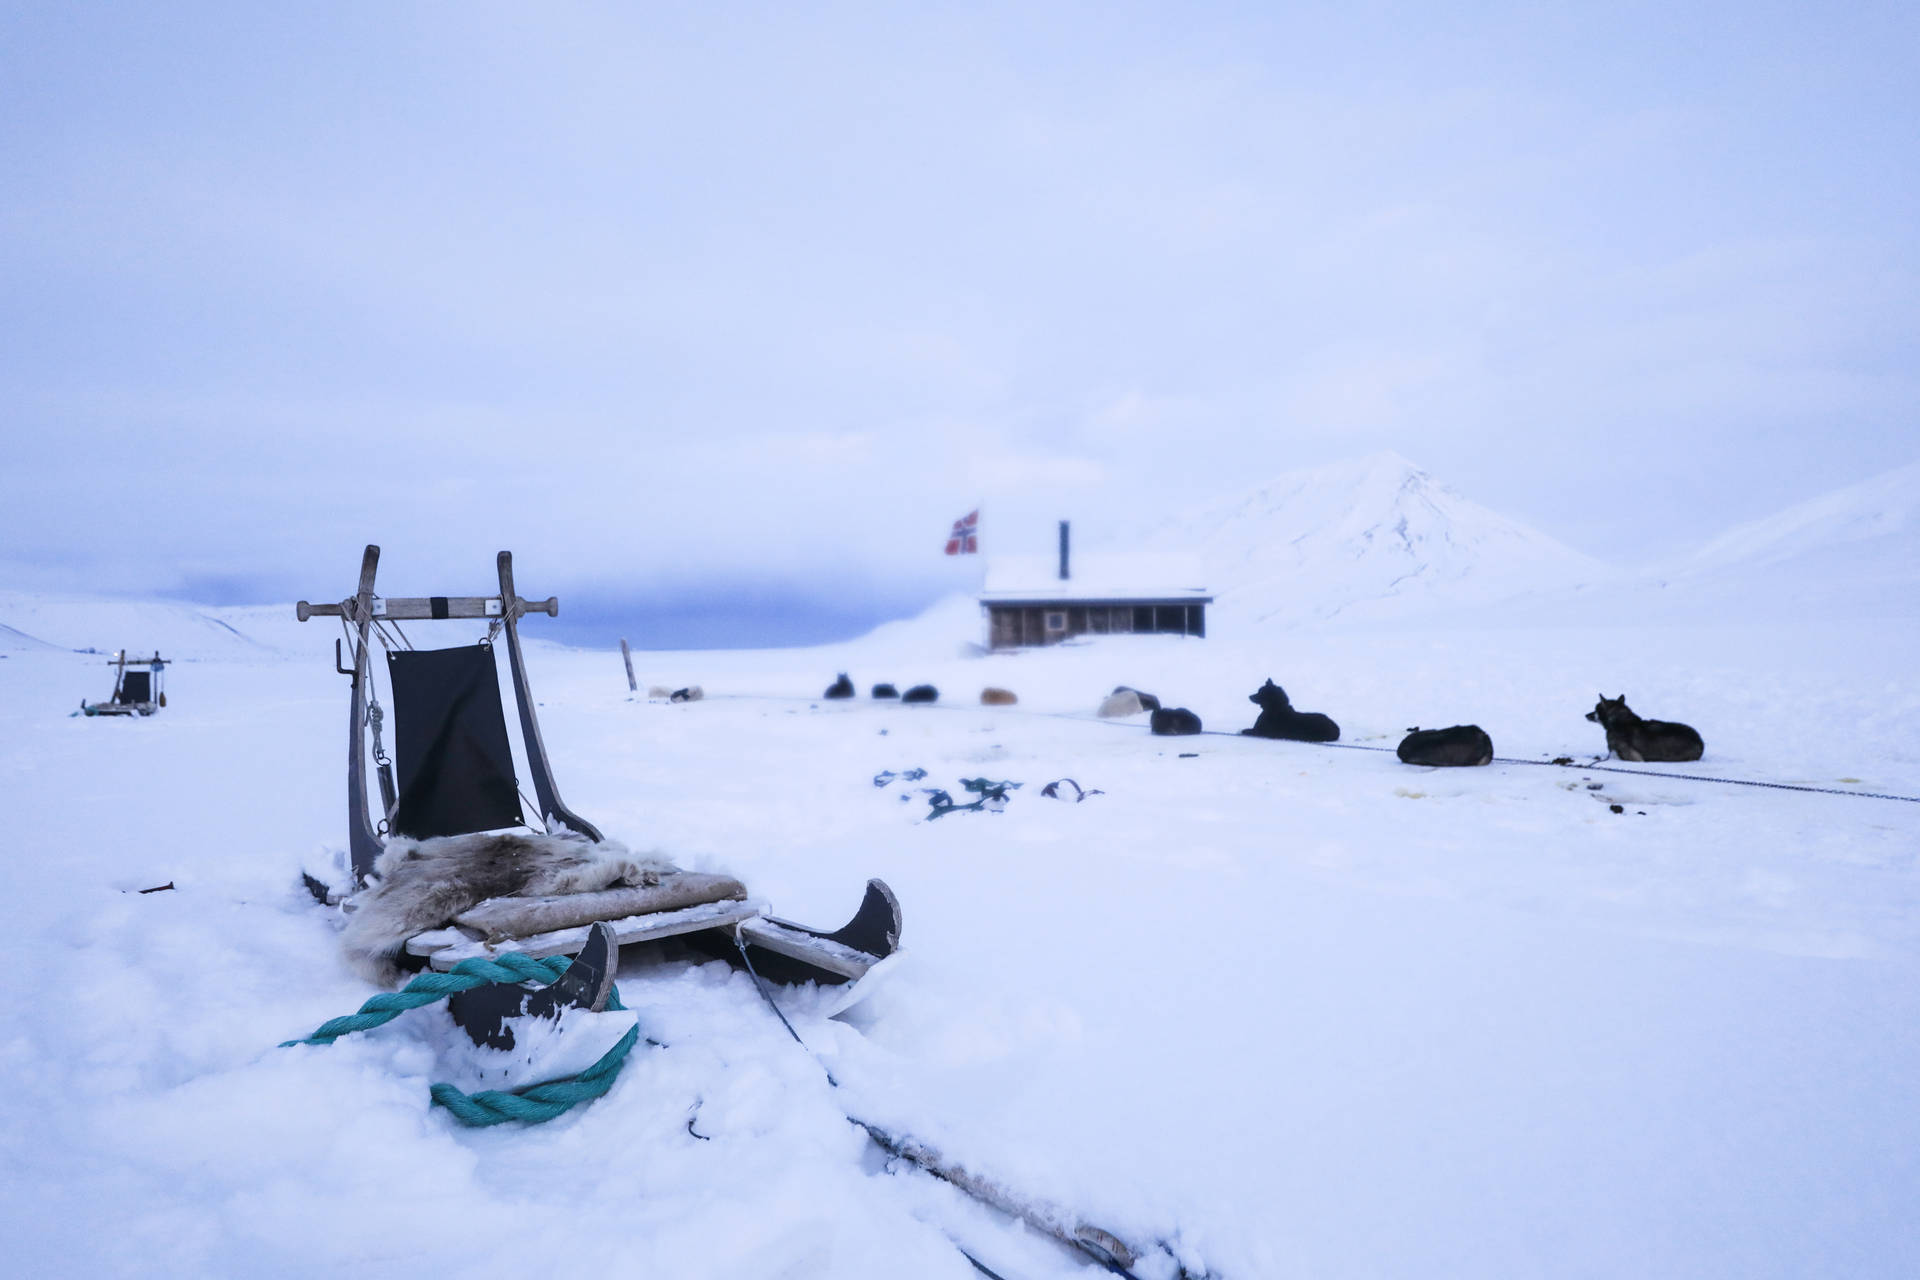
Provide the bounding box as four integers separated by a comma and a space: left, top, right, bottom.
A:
282, 952, 639, 1127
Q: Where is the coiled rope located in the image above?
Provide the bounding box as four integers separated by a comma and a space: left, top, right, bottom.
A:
282, 952, 639, 1127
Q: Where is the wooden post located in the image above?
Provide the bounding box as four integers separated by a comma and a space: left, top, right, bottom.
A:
619, 638, 637, 692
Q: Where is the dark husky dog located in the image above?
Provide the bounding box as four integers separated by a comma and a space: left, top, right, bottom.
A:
824, 672, 854, 699
1585, 694, 1703, 762
1150, 706, 1203, 735
1397, 725, 1494, 767
1242, 679, 1340, 742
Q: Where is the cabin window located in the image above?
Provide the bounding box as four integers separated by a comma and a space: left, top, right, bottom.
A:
1045, 611, 1066, 632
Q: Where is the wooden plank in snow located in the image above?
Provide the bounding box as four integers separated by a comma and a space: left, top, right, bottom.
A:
404, 926, 474, 959
453, 873, 748, 941
425, 898, 765, 971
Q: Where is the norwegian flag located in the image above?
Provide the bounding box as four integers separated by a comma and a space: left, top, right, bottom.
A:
944, 509, 979, 555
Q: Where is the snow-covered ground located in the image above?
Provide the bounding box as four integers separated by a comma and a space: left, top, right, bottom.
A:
4, 459, 1917, 1277
2, 580, 1918, 1277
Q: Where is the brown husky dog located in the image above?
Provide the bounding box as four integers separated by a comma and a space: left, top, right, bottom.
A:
1585, 694, 1704, 762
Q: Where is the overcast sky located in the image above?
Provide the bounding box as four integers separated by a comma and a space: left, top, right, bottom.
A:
3, 2, 1915, 644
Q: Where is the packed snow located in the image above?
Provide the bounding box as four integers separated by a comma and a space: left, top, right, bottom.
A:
3, 461, 1918, 1278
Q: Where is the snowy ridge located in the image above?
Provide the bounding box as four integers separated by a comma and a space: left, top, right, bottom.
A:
1151, 451, 1612, 629
0, 590, 283, 659
1488, 458, 1920, 626
1617, 459, 1920, 622
1673, 459, 1920, 575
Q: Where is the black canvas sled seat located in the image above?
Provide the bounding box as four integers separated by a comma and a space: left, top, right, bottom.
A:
298, 546, 900, 989
80, 650, 166, 717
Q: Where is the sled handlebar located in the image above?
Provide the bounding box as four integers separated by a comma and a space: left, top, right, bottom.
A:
296, 595, 560, 622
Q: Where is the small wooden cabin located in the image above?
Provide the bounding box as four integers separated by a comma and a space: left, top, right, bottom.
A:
978, 525, 1211, 650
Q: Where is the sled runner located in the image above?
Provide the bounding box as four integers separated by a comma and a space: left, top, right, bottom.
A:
297, 546, 899, 991
80, 650, 166, 717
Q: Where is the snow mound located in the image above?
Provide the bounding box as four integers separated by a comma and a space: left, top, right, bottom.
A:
845, 592, 984, 661
1153, 451, 1612, 628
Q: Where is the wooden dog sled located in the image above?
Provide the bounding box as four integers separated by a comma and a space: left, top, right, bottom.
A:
80, 650, 166, 717
297, 545, 899, 990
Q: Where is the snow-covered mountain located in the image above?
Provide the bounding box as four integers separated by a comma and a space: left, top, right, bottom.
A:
1153, 451, 1613, 628
1495, 457, 1920, 626
1655, 460, 1920, 613
0, 591, 286, 660
1673, 460, 1920, 576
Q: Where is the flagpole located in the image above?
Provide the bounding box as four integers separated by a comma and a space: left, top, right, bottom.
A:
973, 500, 986, 650
975, 500, 986, 591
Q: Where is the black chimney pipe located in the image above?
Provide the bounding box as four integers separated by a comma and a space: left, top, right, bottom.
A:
1058, 520, 1070, 580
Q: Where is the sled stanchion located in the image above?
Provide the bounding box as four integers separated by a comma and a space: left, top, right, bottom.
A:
497, 550, 602, 840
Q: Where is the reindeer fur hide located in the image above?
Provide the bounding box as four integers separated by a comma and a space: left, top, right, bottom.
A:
340, 832, 674, 986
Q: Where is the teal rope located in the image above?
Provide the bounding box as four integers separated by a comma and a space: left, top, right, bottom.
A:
283, 952, 639, 1127
282, 953, 573, 1046
428, 1022, 639, 1126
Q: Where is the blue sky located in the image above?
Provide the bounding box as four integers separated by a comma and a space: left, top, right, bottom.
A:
3, 2, 1915, 644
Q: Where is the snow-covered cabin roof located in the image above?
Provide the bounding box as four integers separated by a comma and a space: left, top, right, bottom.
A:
979, 553, 1211, 604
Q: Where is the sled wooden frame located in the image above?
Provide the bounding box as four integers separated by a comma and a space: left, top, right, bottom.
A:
298, 545, 600, 886
297, 545, 900, 988
81, 649, 166, 717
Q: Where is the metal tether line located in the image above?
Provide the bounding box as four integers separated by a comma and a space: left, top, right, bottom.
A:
735, 693, 1917, 805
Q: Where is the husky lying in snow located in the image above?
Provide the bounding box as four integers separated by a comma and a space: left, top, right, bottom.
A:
340, 833, 673, 986
1242, 679, 1340, 742
1585, 694, 1704, 763
1150, 706, 1202, 735
1397, 724, 1494, 767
